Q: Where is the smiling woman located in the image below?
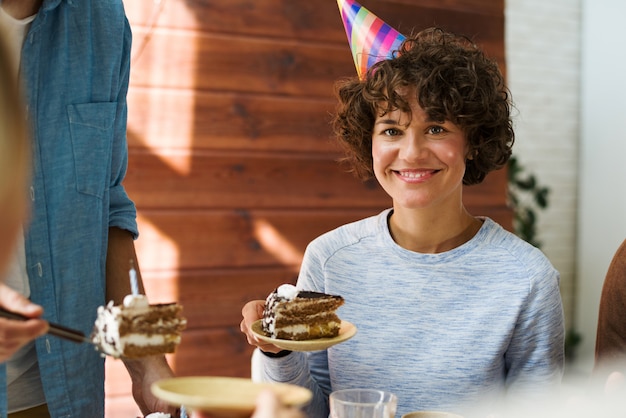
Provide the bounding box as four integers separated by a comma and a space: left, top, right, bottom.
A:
240, 21, 565, 418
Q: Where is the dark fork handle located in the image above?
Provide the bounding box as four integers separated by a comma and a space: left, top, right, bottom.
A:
0, 307, 90, 344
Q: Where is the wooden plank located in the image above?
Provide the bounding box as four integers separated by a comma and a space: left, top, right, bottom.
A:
125, 153, 506, 210
174, 327, 255, 378
125, 0, 345, 42
142, 267, 298, 329
133, 209, 382, 271
127, 89, 339, 153
384, 0, 503, 16
125, 0, 502, 44
128, 20, 503, 95
129, 30, 354, 95
464, 168, 508, 208
126, 153, 389, 209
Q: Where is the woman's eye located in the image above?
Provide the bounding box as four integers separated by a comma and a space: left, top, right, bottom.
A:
383, 128, 401, 136
428, 126, 445, 135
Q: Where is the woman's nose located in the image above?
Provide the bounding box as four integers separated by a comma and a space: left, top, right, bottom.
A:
399, 134, 427, 160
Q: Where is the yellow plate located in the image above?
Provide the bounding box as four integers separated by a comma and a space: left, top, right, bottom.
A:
151, 376, 312, 417
251, 319, 357, 351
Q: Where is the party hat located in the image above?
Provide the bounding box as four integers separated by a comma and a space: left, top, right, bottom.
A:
337, 0, 406, 79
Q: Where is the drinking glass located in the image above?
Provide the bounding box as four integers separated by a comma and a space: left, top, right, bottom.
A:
330, 388, 398, 418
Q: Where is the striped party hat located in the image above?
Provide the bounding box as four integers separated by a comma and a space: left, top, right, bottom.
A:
337, 0, 406, 79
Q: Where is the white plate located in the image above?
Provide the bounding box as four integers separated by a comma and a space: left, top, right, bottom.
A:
151, 376, 312, 417
251, 319, 357, 351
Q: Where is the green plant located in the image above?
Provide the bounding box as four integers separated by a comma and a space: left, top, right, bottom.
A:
507, 156, 550, 248
564, 327, 582, 363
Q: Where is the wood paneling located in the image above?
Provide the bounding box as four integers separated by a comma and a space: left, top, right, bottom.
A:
130, 30, 353, 95
109, 0, 510, 414
127, 89, 339, 152
144, 268, 299, 328
135, 210, 381, 270
125, 152, 507, 210
126, 154, 384, 209
125, 0, 503, 40
129, 25, 504, 95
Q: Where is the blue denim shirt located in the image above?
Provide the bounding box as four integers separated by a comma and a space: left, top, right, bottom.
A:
0, 0, 137, 416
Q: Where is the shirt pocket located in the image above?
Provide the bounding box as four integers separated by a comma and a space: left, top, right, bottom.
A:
67, 102, 116, 199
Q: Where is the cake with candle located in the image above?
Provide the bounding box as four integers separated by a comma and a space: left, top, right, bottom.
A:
91, 294, 187, 358
262, 284, 344, 341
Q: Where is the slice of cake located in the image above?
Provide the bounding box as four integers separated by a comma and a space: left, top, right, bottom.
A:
262, 284, 344, 341
91, 294, 187, 358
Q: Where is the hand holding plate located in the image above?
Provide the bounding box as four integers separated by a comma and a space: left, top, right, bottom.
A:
240, 300, 284, 354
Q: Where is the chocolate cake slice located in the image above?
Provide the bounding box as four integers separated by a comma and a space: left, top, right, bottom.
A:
262, 284, 344, 341
91, 294, 186, 358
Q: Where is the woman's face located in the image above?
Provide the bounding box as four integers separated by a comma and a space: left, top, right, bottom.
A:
371, 92, 470, 212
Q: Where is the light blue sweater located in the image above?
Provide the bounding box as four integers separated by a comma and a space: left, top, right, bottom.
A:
255, 209, 565, 417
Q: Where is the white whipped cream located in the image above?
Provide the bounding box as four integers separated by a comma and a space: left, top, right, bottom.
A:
123, 293, 150, 310
276, 284, 298, 300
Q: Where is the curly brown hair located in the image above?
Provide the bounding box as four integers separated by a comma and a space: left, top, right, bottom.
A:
332, 27, 514, 185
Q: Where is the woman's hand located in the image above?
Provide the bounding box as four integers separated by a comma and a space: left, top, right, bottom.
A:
239, 300, 283, 354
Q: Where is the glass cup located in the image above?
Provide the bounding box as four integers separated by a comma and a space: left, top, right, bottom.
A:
330, 388, 398, 418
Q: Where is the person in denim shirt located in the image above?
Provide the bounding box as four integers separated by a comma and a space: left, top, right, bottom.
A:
0, 0, 178, 416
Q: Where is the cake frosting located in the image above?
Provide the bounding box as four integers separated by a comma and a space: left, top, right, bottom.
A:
91, 294, 186, 358
262, 284, 344, 340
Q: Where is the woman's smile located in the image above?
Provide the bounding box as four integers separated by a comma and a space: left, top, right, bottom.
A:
392, 168, 439, 182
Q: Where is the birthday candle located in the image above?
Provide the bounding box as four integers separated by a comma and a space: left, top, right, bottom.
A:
129, 260, 138, 295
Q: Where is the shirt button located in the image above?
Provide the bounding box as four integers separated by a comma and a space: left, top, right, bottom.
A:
37, 262, 43, 277
30, 186, 35, 201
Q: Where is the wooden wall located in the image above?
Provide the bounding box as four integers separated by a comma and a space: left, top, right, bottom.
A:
109, 0, 509, 415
